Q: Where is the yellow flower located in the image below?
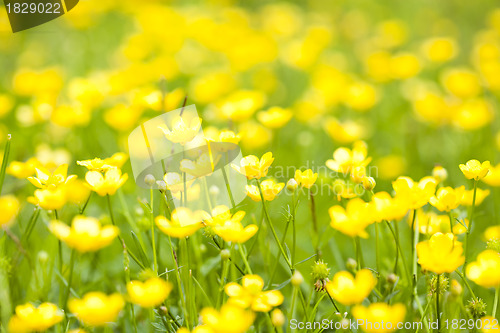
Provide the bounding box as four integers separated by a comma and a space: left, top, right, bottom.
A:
231, 152, 274, 180
180, 153, 220, 178
329, 198, 373, 238
392, 176, 437, 209
479, 316, 500, 331
331, 179, 358, 201
0, 195, 20, 227
324, 117, 365, 144
459, 159, 490, 180
484, 226, 500, 241
177, 326, 213, 333
466, 250, 500, 288
390, 52, 421, 79
257, 106, 293, 129
409, 210, 449, 235
159, 115, 202, 145
69, 292, 125, 327
417, 233, 465, 274
375, 155, 406, 180
441, 68, 482, 99
483, 163, 500, 186
28, 187, 67, 210
190, 71, 237, 104
49, 216, 119, 253
104, 104, 142, 132
6, 157, 41, 178
238, 120, 272, 150
429, 186, 465, 212
326, 141, 371, 176
352, 303, 406, 333
51, 104, 91, 128
127, 277, 173, 308
421, 37, 458, 63
326, 269, 377, 306
217, 90, 266, 122
200, 303, 255, 333
85, 167, 128, 196
162, 172, 195, 194
432, 165, 448, 183
64, 179, 92, 205
343, 81, 378, 111
27, 164, 76, 189
77, 153, 128, 172
371, 191, 409, 222
453, 99, 493, 131
461, 187, 490, 206
155, 207, 204, 238
212, 219, 258, 244
8, 302, 63, 333
225, 275, 283, 312
245, 179, 284, 202
294, 169, 318, 189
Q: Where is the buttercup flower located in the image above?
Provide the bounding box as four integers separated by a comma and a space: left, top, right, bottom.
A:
127, 277, 173, 307
225, 274, 284, 312
417, 232, 465, 273
0, 195, 20, 227
159, 115, 202, 145
246, 179, 284, 202
326, 141, 371, 175
180, 152, 220, 178
162, 172, 196, 193
459, 159, 490, 180
77, 152, 128, 172
212, 212, 258, 243
231, 152, 274, 179
49, 215, 119, 253
27, 164, 76, 189
256, 106, 293, 128
429, 186, 465, 212
479, 316, 500, 331
8, 302, 63, 333
69, 292, 125, 327
461, 187, 490, 206
28, 187, 67, 210
329, 198, 373, 238
294, 169, 318, 189
85, 167, 128, 196
370, 191, 408, 222
393, 176, 437, 209
6, 157, 40, 178
432, 165, 448, 183
326, 269, 377, 305
466, 250, 500, 288
352, 303, 406, 333
155, 207, 205, 238
483, 163, 500, 186
484, 226, 500, 241
200, 303, 255, 333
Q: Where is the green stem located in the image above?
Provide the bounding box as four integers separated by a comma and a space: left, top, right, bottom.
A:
448, 210, 454, 234
309, 189, 320, 257
221, 164, 235, 208
167, 236, 189, 329
238, 243, 252, 274
493, 286, 499, 317
292, 192, 297, 270
375, 223, 380, 277
0, 237, 11, 331
150, 188, 158, 273
217, 244, 232, 309
456, 270, 478, 301
436, 274, 440, 333
386, 221, 411, 281
0, 134, 11, 195
463, 180, 477, 273
256, 179, 292, 271
63, 249, 75, 310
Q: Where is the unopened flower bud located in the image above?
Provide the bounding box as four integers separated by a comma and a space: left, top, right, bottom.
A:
311, 260, 330, 292
156, 180, 167, 191
38, 251, 49, 265
144, 174, 156, 187
286, 179, 298, 191
387, 273, 398, 285
432, 165, 448, 183
450, 279, 462, 297
362, 176, 376, 191
291, 270, 304, 286
429, 275, 449, 296
346, 258, 357, 271
220, 249, 230, 261
271, 309, 285, 327
466, 298, 487, 319
209, 185, 220, 196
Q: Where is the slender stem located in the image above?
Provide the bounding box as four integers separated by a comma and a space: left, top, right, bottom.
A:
456, 270, 478, 301
292, 192, 297, 270
463, 180, 478, 273
289, 285, 298, 330
80, 192, 92, 214
326, 291, 340, 313
238, 244, 252, 274
217, 246, 231, 309
211, 237, 245, 275
493, 286, 500, 317
167, 236, 189, 329
107, 195, 116, 225
0, 134, 11, 195
221, 164, 235, 208
375, 223, 380, 276
386, 221, 411, 281
256, 179, 292, 270
150, 188, 158, 273
448, 210, 454, 234
436, 274, 440, 333
63, 250, 75, 310
309, 189, 320, 258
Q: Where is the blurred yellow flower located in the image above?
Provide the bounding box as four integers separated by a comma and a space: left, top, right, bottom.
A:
461, 187, 490, 206
329, 198, 373, 238
294, 169, 318, 189
422, 37, 458, 63
371, 191, 408, 222
392, 176, 437, 209
7, 157, 41, 179
177, 326, 213, 333
352, 302, 406, 333
51, 104, 91, 128
326, 269, 377, 305
453, 99, 493, 131
417, 232, 465, 273
0, 94, 14, 118
484, 226, 500, 241
69, 292, 125, 327
376, 20, 407, 49
432, 165, 448, 183
49, 216, 119, 253
217, 90, 266, 122
27, 164, 76, 189
390, 52, 421, 79
459, 159, 490, 180
246, 179, 284, 202
441, 68, 482, 99
28, 187, 67, 210
408, 210, 448, 235
77, 153, 128, 172
429, 186, 464, 212
85, 167, 128, 196
483, 163, 500, 186
0, 195, 20, 227
238, 120, 272, 150
162, 172, 195, 194
212, 214, 258, 243
257, 106, 293, 129
104, 104, 142, 132
479, 316, 500, 331
155, 207, 204, 238
343, 81, 378, 111
466, 250, 500, 288
375, 155, 406, 180
231, 152, 274, 180
190, 71, 237, 104
159, 116, 202, 145
225, 275, 283, 312
8, 302, 63, 333
127, 277, 173, 308
331, 179, 358, 201
180, 153, 220, 178
200, 303, 255, 333
326, 141, 371, 175
324, 118, 366, 144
